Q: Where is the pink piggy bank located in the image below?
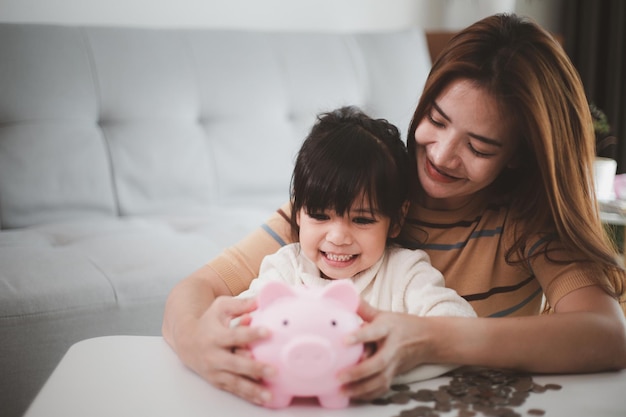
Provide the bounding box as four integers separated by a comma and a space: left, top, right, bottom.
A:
249, 280, 364, 408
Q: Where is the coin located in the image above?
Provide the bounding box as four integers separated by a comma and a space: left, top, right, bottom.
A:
371, 367, 561, 417
412, 389, 436, 402
390, 392, 413, 405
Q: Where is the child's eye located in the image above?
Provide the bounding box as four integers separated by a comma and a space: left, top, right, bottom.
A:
308, 212, 329, 221
353, 217, 376, 225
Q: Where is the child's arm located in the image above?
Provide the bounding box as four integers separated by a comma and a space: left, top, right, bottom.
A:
393, 248, 476, 318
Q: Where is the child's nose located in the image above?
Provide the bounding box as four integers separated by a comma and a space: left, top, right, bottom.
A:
326, 222, 352, 245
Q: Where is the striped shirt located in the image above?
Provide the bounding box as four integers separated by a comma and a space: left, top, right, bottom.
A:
209, 199, 598, 318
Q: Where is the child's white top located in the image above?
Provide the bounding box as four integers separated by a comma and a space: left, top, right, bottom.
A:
239, 243, 476, 318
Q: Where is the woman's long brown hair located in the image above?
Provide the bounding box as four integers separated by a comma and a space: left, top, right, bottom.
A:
406, 13, 624, 309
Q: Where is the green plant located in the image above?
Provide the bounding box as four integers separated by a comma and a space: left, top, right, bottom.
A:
590, 103, 617, 159
590, 102, 611, 135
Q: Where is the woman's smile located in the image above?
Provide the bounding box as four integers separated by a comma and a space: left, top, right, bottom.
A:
425, 158, 463, 183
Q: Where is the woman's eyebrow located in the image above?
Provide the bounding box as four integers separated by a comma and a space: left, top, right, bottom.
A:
432, 101, 503, 147
432, 102, 451, 122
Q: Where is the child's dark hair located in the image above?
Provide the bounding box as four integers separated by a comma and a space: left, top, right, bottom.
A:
290, 106, 409, 240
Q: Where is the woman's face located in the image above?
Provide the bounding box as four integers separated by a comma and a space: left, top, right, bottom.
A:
413, 79, 520, 210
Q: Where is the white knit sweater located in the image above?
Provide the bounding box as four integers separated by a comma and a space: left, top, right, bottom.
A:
240, 243, 475, 318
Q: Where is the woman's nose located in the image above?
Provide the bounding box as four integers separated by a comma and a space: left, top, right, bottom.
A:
430, 133, 462, 169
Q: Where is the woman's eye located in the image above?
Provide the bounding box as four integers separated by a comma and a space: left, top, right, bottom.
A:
354, 217, 376, 225
427, 113, 445, 128
468, 142, 495, 158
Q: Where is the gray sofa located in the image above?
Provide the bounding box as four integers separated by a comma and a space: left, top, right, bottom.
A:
0, 23, 432, 416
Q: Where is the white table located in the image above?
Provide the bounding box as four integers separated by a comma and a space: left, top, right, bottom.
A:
24, 336, 626, 417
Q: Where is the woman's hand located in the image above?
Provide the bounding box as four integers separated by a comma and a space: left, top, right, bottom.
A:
338, 300, 431, 401
171, 295, 276, 405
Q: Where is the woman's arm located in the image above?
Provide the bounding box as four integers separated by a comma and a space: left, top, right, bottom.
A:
161, 205, 293, 405
340, 285, 626, 400
162, 264, 275, 405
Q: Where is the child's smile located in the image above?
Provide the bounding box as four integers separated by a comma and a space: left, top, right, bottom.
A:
297, 203, 392, 280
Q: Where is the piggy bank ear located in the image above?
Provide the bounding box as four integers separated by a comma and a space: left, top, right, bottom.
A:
256, 281, 297, 309
320, 280, 360, 312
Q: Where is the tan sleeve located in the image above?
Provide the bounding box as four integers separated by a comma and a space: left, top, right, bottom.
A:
540, 262, 599, 306
503, 223, 607, 308
529, 245, 602, 307
207, 203, 294, 295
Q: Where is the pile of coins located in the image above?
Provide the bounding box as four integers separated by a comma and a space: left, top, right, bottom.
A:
371, 367, 562, 417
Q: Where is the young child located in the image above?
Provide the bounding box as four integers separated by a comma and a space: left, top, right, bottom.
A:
238, 106, 475, 381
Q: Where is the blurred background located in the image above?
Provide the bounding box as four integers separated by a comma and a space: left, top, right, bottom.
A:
0, 0, 623, 173
0, 0, 563, 32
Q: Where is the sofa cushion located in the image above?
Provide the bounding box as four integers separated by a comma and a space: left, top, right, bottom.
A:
0, 24, 116, 229
0, 25, 431, 229
0, 23, 432, 417
0, 206, 274, 318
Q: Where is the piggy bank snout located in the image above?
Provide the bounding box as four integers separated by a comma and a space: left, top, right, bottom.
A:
281, 335, 335, 378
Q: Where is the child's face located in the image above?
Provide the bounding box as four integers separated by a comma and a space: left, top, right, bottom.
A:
296, 202, 397, 280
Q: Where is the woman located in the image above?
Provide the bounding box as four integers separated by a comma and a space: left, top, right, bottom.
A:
162, 13, 626, 405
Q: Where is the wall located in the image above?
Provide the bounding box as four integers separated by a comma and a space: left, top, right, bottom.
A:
0, 0, 563, 33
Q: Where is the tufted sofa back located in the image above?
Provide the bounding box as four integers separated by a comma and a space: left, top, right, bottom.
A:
0, 24, 431, 230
